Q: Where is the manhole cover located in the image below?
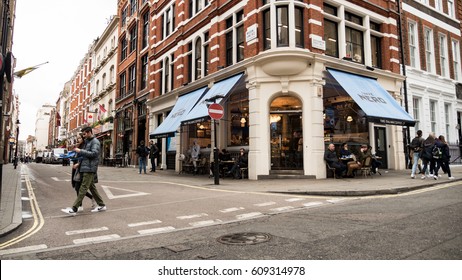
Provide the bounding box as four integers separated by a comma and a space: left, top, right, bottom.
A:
217, 232, 271, 245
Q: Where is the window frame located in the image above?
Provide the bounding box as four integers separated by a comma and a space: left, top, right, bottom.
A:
424, 28, 435, 74
412, 97, 420, 132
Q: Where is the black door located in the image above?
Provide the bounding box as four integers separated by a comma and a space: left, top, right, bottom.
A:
374, 127, 388, 169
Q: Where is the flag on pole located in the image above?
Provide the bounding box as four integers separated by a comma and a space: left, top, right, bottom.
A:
13, 61, 49, 78
99, 104, 107, 113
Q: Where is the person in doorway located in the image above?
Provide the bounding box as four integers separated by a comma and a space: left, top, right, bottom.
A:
62, 126, 106, 215
190, 140, 201, 173
149, 140, 159, 172
70, 134, 96, 212
136, 140, 149, 174
409, 130, 424, 179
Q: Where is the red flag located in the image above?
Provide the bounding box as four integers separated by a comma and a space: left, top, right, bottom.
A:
99, 104, 107, 113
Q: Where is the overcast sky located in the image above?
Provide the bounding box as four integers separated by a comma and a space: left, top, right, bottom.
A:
13, 0, 116, 140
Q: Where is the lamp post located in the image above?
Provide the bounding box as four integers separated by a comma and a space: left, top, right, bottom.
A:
13, 119, 19, 169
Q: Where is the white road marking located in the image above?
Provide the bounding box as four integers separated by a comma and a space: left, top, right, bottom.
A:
128, 220, 162, 227
189, 220, 222, 227
101, 185, 150, 199
254, 202, 276, 207
73, 234, 120, 245
0, 244, 48, 256
326, 198, 348, 204
51, 177, 59, 181
138, 226, 176, 235
269, 206, 294, 212
65, 227, 109, 236
236, 212, 264, 220
219, 207, 245, 213
285, 198, 304, 202
177, 213, 208, 220
303, 202, 324, 208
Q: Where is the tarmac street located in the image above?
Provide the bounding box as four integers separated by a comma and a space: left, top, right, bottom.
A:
0, 162, 461, 259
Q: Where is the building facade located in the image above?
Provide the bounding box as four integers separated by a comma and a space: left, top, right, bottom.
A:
34, 104, 54, 152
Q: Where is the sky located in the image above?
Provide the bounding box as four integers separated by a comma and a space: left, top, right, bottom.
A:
12, 0, 116, 140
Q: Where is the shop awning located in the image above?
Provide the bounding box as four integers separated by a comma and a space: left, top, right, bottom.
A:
181, 73, 244, 124
150, 87, 207, 138
327, 68, 415, 126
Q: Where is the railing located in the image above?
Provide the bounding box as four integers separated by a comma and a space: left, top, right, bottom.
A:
449, 143, 462, 164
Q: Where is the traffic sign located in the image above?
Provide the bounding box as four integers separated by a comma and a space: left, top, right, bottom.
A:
208, 103, 224, 120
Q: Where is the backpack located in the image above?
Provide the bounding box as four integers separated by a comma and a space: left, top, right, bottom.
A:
432, 145, 442, 159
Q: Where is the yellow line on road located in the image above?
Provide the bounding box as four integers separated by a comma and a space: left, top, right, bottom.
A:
0, 169, 45, 250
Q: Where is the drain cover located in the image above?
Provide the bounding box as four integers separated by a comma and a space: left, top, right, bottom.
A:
217, 232, 271, 245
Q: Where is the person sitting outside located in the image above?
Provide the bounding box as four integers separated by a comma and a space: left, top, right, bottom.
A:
227, 148, 248, 179
324, 143, 346, 178
339, 143, 359, 177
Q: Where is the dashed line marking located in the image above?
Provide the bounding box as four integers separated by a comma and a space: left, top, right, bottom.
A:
189, 220, 222, 227
138, 226, 176, 235
177, 213, 208, 220
0, 244, 48, 256
236, 212, 264, 220
219, 207, 245, 213
269, 206, 294, 212
285, 198, 304, 202
254, 202, 276, 207
128, 220, 162, 227
73, 234, 121, 245
65, 227, 109, 236
303, 202, 324, 208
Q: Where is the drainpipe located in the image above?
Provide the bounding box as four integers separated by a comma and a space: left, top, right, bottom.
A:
397, 0, 411, 168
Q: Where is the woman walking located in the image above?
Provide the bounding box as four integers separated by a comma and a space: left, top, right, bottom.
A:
434, 135, 455, 180
71, 134, 96, 211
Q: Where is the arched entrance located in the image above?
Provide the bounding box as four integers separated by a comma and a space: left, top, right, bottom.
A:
270, 96, 303, 170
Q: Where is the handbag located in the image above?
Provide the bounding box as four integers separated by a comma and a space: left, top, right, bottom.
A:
73, 170, 81, 182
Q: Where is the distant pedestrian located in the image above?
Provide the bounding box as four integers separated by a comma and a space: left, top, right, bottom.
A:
409, 130, 424, 179
136, 140, 149, 174
420, 132, 436, 180
190, 140, 201, 173
62, 126, 106, 215
434, 135, 454, 180
149, 140, 159, 172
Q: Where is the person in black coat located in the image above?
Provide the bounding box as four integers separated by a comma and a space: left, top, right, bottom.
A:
324, 143, 346, 178
420, 133, 435, 179
434, 135, 454, 180
227, 148, 248, 179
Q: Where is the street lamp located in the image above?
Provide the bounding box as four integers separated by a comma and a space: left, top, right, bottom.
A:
13, 119, 20, 169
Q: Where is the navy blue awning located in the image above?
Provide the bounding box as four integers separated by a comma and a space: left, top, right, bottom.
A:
327, 69, 415, 126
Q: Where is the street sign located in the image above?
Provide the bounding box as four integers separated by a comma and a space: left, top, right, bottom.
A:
208, 103, 224, 120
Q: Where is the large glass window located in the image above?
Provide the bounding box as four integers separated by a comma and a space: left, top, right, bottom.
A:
228, 91, 249, 147
225, 10, 245, 67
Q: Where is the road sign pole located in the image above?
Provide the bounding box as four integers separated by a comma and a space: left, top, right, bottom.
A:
213, 119, 219, 185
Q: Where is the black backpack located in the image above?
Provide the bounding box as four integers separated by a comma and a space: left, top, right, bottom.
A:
432, 145, 442, 159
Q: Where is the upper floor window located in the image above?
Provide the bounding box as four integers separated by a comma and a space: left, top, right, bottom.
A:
204, 31, 210, 77
412, 97, 420, 132
142, 12, 149, 49
128, 64, 136, 94
424, 28, 435, 73
121, 37, 128, 61
371, 35, 381, 68
189, 0, 209, 18
345, 26, 363, 63
96, 80, 100, 94
163, 4, 175, 39
277, 6, 289, 47
195, 38, 202, 80
110, 66, 115, 84
294, 7, 304, 48
448, 0, 455, 18
102, 73, 106, 89
141, 54, 148, 90
408, 21, 419, 68
445, 103, 451, 139
121, 7, 127, 27
430, 100, 437, 133
439, 34, 448, 78
119, 72, 127, 98
225, 10, 245, 67
186, 42, 193, 84
434, 0, 442, 12
130, 26, 137, 53
452, 40, 461, 81
324, 19, 338, 57
130, 0, 137, 16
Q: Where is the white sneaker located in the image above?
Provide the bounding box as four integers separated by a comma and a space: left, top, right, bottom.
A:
421, 175, 426, 180
411, 174, 415, 179
77, 206, 84, 212
61, 207, 77, 216
433, 175, 438, 180
438, 174, 442, 178
91, 205, 107, 213
449, 177, 455, 180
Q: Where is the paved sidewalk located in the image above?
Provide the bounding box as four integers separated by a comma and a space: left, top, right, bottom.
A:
1, 163, 461, 237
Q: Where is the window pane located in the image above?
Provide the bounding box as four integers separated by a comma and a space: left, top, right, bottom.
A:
237, 25, 244, 62
277, 6, 289, 46
295, 7, 303, 48
346, 27, 363, 63
263, 9, 271, 50
371, 35, 381, 68
324, 19, 338, 57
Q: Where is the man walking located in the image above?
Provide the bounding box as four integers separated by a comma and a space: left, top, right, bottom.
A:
136, 140, 149, 174
409, 130, 424, 179
149, 140, 159, 172
62, 126, 106, 215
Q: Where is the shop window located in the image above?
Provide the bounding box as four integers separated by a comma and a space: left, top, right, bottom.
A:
228, 92, 249, 146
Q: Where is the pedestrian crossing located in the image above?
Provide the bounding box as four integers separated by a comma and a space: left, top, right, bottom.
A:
0, 196, 352, 257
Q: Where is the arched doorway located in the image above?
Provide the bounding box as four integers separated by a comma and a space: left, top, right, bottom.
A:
270, 96, 303, 170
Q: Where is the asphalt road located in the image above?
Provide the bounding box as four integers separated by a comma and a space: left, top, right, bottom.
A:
1, 163, 461, 260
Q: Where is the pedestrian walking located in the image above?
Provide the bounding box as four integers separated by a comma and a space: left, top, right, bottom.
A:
61, 126, 106, 215
136, 140, 149, 174
70, 134, 96, 211
420, 132, 436, 180
409, 130, 424, 179
434, 135, 455, 180
149, 140, 159, 172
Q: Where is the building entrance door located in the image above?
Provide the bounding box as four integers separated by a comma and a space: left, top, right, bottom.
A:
374, 126, 388, 169
269, 96, 303, 170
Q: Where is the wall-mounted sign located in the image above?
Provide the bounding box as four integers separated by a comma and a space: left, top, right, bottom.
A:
246, 24, 257, 43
